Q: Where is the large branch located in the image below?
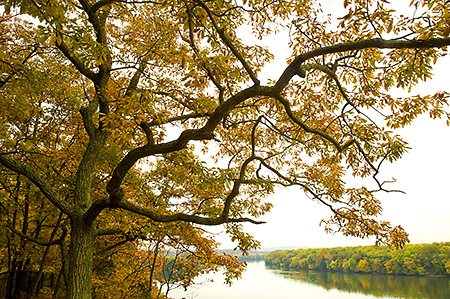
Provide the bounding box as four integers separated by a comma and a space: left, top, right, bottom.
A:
96, 83, 354, 222
105, 85, 270, 202
74, 130, 110, 215
114, 198, 265, 225
78, 0, 106, 44
79, 99, 99, 137
80, 86, 270, 222
95, 37, 450, 223
92, 0, 116, 12
85, 191, 265, 226
57, 40, 97, 82
78, 0, 111, 87
0, 154, 73, 216
275, 37, 450, 92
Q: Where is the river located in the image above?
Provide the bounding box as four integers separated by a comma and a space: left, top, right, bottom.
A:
169, 261, 450, 299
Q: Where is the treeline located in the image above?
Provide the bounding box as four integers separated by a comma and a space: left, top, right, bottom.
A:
265, 242, 450, 276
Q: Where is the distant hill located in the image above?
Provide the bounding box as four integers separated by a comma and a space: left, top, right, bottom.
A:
216, 249, 266, 262
218, 245, 306, 254
217, 246, 308, 262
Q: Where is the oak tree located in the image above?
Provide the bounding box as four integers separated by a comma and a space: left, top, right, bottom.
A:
0, 0, 449, 298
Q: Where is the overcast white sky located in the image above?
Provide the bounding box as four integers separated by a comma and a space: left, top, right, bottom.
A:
213, 1, 450, 250
237, 111, 450, 249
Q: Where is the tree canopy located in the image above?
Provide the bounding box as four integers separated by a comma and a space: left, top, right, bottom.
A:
0, 0, 449, 298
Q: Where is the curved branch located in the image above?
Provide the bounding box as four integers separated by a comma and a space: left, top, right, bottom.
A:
364, 0, 383, 38
78, 0, 107, 44
6, 224, 61, 246
139, 122, 155, 145
254, 156, 391, 242
92, 0, 162, 11
57, 39, 97, 82
195, 0, 260, 85
105, 85, 269, 204
98, 133, 267, 226
105, 129, 214, 201
0, 154, 73, 216
114, 198, 265, 225
96, 228, 123, 236
273, 93, 353, 152
95, 37, 450, 225
221, 156, 256, 219
275, 37, 450, 92
92, 0, 116, 12
78, 0, 112, 87
186, 5, 226, 103
79, 100, 99, 137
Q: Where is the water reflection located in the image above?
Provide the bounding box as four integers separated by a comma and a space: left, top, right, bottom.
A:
268, 266, 450, 299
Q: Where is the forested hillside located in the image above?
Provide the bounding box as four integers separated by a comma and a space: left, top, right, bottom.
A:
265, 242, 450, 276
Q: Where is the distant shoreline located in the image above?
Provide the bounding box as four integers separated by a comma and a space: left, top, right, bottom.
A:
264, 241, 450, 277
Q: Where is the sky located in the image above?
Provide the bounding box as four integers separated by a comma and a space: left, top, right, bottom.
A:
212, 1, 450, 250
229, 111, 450, 249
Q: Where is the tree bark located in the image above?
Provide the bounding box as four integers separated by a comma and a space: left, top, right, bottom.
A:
66, 220, 96, 299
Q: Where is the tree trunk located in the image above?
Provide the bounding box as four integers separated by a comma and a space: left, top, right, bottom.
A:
66, 220, 95, 299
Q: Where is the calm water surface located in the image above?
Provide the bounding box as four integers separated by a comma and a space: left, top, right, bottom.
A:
170, 261, 450, 299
